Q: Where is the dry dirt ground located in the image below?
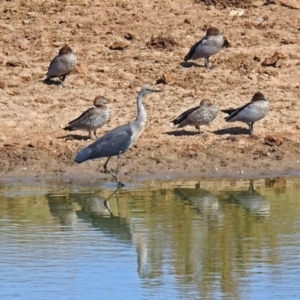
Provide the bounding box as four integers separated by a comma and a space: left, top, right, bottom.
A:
0, 0, 300, 183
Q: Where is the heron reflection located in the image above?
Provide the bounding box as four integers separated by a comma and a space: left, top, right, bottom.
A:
74, 188, 149, 276
65, 188, 130, 240
46, 187, 148, 276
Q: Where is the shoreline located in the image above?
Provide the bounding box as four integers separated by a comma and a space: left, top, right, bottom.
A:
1, 163, 299, 186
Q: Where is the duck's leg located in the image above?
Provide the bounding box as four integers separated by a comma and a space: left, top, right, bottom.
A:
205, 56, 214, 69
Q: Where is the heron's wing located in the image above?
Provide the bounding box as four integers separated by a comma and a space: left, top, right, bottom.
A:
75, 124, 133, 163
172, 106, 200, 125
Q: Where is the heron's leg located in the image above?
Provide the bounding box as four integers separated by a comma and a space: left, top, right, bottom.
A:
88, 130, 92, 139
195, 125, 201, 135
116, 154, 125, 187
249, 180, 254, 193
103, 156, 111, 173
104, 155, 125, 187
94, 130, 98, 139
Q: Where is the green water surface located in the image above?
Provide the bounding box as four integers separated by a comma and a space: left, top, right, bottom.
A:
0, 177, 299, 300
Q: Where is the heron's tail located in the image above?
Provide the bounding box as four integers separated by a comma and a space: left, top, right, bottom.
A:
75, 146, 93, 163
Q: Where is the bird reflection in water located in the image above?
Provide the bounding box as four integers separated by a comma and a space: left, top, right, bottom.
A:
174, 182, 223, 225
226, 180, 270, 220
47, 194, 78, 230
74, 188, 149, 277
47, 189, 123, 230
75, 188, 118, 217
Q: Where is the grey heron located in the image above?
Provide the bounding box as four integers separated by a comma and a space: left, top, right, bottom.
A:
75, 86, 162, 187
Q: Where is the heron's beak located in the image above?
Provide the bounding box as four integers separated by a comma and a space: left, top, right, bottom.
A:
152, 89, 163, 93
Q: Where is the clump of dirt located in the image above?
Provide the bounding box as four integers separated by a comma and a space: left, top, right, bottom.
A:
261, 51, 285, 67
109, 40, 130, 51
199, 0, 254, 8
146, 36, 178, 50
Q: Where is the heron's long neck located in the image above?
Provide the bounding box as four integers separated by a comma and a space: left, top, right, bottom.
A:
134, 92, 147, 126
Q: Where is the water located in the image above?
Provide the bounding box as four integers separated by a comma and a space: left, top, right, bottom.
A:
0, 177, 300, 300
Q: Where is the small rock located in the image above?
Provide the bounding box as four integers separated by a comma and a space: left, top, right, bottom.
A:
280, 38, 295, 44
156, 73, 175, 85
19, 39, 29, 50
6, 60, 21, 67
261, 51, 284, 67
124, 33, 135, 40
254, 56, 261, 62
226, 136, 237, 142
184, 18, 192, 24
264, 135, 285, 147
74, 63, 88, 76
255, 16, 264, 24
223, 38, 231, 48
97, 66, 110, 73
109, 40, 129, 50
229, 9, 244, 18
